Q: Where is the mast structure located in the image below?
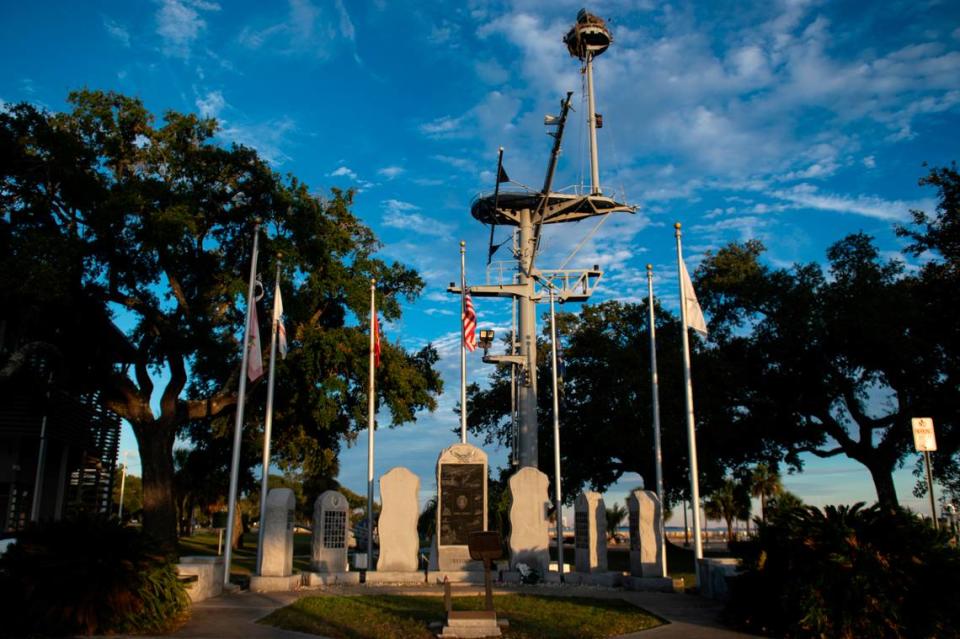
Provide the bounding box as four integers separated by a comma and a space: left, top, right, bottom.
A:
451, 10, 634, 469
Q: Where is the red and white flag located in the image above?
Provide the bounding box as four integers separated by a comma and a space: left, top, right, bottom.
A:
373, 314, 382, 367
463, 292, 477, 352
247, 302, 264, 381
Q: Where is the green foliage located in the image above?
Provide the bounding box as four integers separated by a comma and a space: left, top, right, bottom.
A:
0, 516, 189, 636
605, 503, 628, 541
725, 503, 960, 638
467, 299, 760, 506
705, 478, 751, 540
0, 91, 442, 548
112, 467, 143, 521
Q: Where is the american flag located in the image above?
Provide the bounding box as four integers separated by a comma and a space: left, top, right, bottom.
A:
463, 292, 477, 352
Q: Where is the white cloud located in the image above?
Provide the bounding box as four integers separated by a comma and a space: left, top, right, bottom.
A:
381, 200, 454, 238
195, 89, 225, 118
220, 116, 296, 165
330, 166, 358, 179
238, 0, 357, 58
103, 18, 131, 47
156, 0, 220, 59
334, 0, 355, 41
863, 156, 876, 169
771, 184, 935, 221
377, 166, 405, 179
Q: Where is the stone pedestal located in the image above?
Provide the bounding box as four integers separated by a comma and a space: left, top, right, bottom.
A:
436, 443, 487, 571
260, 488, 295, 577
378, 466, 420, 572
311, 490, 349, 572
574, 491, 606, 573
627, 489, 664, 577
507, 466, 550, 574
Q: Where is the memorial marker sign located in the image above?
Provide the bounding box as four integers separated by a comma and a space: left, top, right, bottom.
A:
436, 443, 488, 571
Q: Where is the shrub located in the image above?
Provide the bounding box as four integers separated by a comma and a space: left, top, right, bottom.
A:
725, 502, 960, 638
0, 515, 189, 636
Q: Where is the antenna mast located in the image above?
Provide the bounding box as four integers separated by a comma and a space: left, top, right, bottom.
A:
451, 9, 634, 469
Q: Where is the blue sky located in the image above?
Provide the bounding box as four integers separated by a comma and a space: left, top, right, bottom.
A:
3, 0, 959, 524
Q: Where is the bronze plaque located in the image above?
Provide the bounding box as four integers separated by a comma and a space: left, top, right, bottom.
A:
440, 463, 484, 545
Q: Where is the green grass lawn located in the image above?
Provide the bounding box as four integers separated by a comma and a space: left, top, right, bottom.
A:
177, 530, 314, 581
260, 594, 662, 639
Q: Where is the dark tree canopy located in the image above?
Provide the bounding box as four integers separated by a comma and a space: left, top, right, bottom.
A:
0, 91, 442, 549
467, 299, 766, 505
697, 166, 960, 507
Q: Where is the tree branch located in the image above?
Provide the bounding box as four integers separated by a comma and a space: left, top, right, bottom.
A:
795, 445, 845, 459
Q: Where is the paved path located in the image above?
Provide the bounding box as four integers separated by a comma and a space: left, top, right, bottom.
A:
140, 583, 763, 639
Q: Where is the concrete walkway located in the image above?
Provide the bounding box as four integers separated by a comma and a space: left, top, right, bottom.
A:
141, 583, 763, 639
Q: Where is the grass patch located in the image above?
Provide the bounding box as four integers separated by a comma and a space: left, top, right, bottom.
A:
177, 530, 313, 580
260, 594, 662, 639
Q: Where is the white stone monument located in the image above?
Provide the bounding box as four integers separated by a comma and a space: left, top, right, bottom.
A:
377, 466, 420, 572
508, 466, 550, 574
436, 443, 488, 571
627, 489, 664, 577
312, 490, 349, 573
574, 491, 606, 573
261, 488, 295, 577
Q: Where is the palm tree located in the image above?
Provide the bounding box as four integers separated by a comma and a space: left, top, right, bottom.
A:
606, 503, 628, 543
750, 464, 783, 524
705, 478, 751, 542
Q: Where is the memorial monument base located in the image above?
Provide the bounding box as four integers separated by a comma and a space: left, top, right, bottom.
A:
249, 573, 302, 592
438, 546, 484, 571
439, 611, 503, 638
302, 571, 361, 587
563, 571, 626, 587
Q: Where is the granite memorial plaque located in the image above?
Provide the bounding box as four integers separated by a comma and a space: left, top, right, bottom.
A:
311, 490, 349, 572
574, 491, 606, 573
436, 443, 488, 571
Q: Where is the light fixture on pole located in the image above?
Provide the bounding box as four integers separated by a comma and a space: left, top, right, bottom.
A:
478, 328, 495, 352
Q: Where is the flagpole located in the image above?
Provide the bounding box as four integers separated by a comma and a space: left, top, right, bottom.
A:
224, 221, 260, 586
646, 264, 668, 578
548, 285, 565, 582
460, 240, 468, 443
675, 222, 704, 576
367, 279, 376, 569
256, 258, 282, 575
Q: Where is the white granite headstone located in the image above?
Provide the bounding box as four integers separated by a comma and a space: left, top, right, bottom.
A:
627, 489, 664, 577
311, 490, 349, 572
574, 491, 606, 573
260, 488, 295, 577
508, 466, 550, 574
436, 443, 488, 571
378, 466, 420, 572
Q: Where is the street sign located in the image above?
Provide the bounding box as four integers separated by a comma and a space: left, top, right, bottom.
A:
912, 417, 937, 452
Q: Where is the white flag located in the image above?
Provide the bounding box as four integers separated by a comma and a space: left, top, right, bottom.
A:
273, 281, 288, 359
247, 302, 264, 380
680, 259, 708, 337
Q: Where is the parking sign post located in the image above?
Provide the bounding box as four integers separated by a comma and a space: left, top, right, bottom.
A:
912, 417, 939, 530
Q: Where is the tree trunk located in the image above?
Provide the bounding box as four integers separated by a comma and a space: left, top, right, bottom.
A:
136, 424, 178, 554
726, 517, 734, 543
760, 493, 766, 524
866, 460, 899, 510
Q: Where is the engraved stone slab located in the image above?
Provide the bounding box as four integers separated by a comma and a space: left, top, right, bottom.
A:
311, 490, 349, 573
260, 488, 295, 577
377, 466, 420, 572
437, 443, 488, 571
574, 491, 606, 573
508, 466, 550, 574
627, 489, 664, 577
